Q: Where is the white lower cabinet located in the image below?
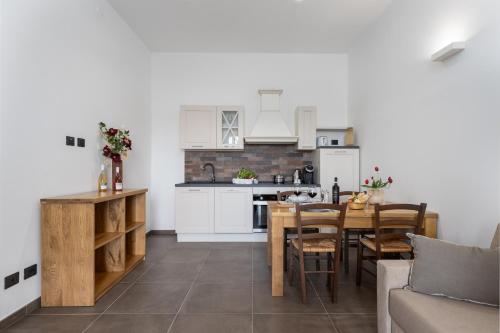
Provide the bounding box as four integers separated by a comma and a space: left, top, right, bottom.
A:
214, 188, 253, 233
175, 187, 215, 233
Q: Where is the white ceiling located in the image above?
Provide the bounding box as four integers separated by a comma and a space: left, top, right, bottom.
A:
107, 0, 391, 53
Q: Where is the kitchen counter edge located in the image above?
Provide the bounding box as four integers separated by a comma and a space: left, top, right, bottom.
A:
316, 145, 359, 149
175, 183, 321, 188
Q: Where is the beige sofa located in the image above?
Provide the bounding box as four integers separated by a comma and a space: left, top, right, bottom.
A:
377, 224, 500, 333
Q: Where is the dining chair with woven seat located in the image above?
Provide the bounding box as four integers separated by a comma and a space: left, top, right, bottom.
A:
339, 190, 371, 274
288, 202, 347, 303
277, 190, 319, 271
356, 203, 427, 286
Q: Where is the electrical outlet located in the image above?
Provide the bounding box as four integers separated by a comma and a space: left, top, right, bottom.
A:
24, 264, 37, 280
66, 136, 75, 146
4, 272, 19, 290
77, 138, 85, 148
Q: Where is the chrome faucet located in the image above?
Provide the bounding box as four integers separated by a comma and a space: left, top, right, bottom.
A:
201, 163, 216, 183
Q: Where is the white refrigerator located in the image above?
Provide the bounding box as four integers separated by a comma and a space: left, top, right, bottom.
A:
313, 148, 360, 194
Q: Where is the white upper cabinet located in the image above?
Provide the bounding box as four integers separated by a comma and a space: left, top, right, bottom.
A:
214, 188, 253, 233
180, 106, 217, 149
216, 106, 244, 150
175, 187, 215, 233
295, 107, 317, 150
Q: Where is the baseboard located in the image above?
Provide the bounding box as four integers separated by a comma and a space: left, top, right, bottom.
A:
177, 233, 267, 242
0, 297, 40, 330
146, 229, 176, 236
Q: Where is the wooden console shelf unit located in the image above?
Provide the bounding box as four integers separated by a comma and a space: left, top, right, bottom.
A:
41, 188, 147, 307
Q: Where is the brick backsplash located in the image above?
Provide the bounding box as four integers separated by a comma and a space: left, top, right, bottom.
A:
185, 145, 314, 182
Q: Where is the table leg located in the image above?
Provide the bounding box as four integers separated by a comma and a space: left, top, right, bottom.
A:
271, 217, 284, 296
344, 229, 349, 274
267, 213, 272, 266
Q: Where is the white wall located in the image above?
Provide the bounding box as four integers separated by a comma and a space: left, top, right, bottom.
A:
349, 0, 500, 247
151, 53, 348, 230
0, 0, 151, 320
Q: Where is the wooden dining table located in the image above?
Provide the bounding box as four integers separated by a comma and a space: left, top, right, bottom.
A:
266, 201, 438, 296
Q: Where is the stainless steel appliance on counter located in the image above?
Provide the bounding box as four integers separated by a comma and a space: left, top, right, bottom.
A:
317, 136, 328, 147
293, 169, 302, 185
302, 165, 315, 184
273, 174, 285, 184
252, 193, 278, 233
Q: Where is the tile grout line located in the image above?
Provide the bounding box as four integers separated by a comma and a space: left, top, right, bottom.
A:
81, 262, 155, 333
165, 248, 211, 333
309, 275, 341, 333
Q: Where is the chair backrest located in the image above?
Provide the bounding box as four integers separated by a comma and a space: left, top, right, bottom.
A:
277, 190, 296, 201
373, 203, 427, 256
294, 203, 347, 251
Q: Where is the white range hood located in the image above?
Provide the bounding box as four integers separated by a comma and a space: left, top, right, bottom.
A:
245, 90, 298, 144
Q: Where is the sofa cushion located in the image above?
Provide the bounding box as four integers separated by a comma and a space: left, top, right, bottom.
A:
389, 289, 500, 333
407, 234, 499, 306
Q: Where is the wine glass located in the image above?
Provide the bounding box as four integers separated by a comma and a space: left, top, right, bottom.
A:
294, 186, 302, 196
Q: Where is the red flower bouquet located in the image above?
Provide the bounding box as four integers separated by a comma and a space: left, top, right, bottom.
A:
362, 166, 393, 189
99, 122, 132, 162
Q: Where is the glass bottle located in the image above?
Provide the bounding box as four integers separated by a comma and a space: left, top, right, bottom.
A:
97, 164, 107, 192
114, 166, 123, 191
332, 177, 340, 204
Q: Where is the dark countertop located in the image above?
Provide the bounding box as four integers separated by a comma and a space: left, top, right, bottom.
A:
175, 182, 321, 187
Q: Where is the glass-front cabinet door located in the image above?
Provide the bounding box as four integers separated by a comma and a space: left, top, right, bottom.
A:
216, 106, 244, 149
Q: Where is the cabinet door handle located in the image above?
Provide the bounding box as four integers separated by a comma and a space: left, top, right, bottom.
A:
188, 189, 201, 192
191, 145, 205, 148
302, 145, 314, 148
327, 150, 348, 155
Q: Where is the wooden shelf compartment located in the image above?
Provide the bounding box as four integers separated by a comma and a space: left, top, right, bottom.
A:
94, 236, 125, 300
95, 198, 126, 249
125, 194, 145, 229
95, 271, 123, 300
125, 221, 145, 233
41, 189, 147, 307
126, 225, 146, 257
95, 232, 123, 249
125, 254, 144, 272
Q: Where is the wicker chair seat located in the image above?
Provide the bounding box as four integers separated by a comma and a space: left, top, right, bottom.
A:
291, 238, 337, 253
360, 238, 412, 253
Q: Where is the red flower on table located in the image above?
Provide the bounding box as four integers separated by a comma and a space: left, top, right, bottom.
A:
364, 179, 370, 185
374, 166, 379, 172
388, 177, 393, 184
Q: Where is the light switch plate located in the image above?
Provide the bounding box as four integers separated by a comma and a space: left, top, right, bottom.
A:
66, 136, 75, 146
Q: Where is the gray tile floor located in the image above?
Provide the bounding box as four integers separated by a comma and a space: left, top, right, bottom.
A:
2, 235, 377, 333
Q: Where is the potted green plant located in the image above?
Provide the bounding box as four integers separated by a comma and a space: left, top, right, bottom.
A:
361, 166, 393, 204
233, 168, 257, 184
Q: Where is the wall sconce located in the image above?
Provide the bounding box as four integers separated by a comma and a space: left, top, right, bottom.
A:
431, 42, 466, 62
